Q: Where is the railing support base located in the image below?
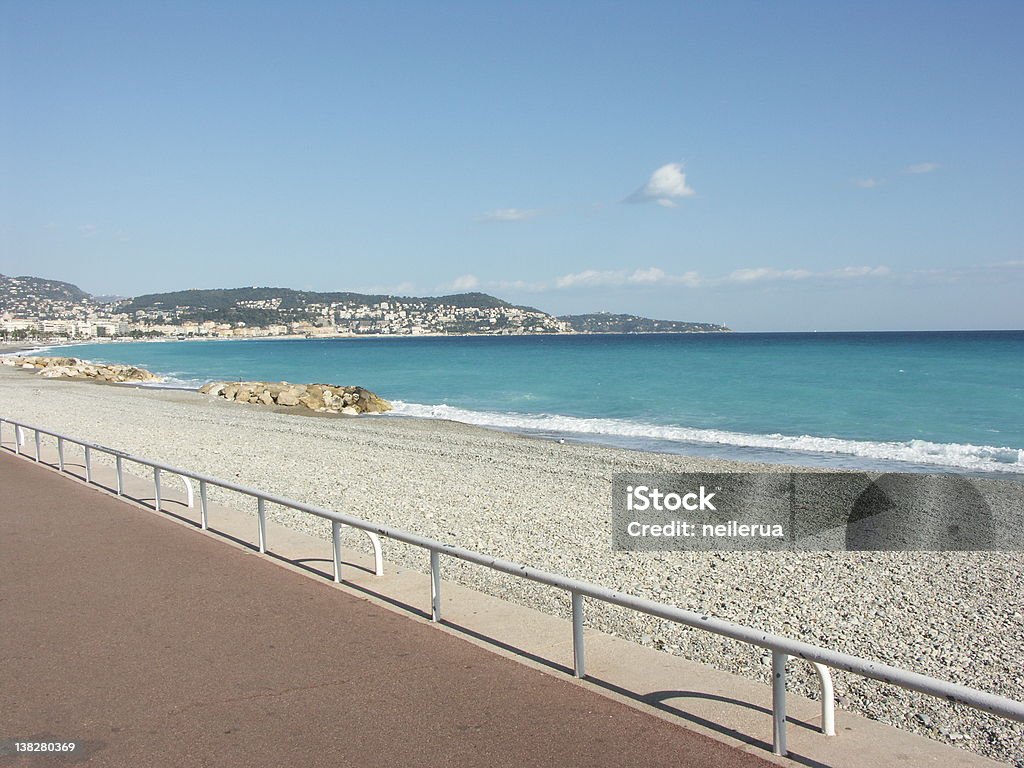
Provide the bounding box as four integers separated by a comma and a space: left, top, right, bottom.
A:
572, 592, 585, 679
430, 549, 441, 622
772, 651, 788, 756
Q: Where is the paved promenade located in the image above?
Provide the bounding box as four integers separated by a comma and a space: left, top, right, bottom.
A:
0, 452, 773, 767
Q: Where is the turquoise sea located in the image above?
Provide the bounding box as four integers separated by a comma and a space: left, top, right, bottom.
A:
52, 331, 1024, 475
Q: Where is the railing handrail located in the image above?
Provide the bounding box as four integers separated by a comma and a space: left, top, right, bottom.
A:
3, 415, 1023, 757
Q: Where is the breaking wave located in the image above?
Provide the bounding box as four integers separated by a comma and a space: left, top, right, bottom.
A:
390, 401, 1024, 474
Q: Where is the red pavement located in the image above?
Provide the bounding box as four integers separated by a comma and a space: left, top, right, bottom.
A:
0, 451, 774, 767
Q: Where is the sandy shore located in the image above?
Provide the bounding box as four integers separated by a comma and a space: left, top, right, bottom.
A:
0, 367, 1021, 764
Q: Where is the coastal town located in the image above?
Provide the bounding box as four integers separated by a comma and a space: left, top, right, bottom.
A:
0, 274, 730, 341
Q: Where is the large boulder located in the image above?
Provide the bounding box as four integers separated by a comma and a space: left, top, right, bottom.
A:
299, 384, 328, 411
351, 386, 391, 413
276, 386, 304, 406
199, 381, 226, 396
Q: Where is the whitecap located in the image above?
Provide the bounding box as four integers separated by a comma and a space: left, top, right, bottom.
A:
389, 401, 1024, 474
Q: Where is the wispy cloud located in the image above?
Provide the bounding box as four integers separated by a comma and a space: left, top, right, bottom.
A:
449, 274, 480, 291
514, 264, 892, 292
79, 224, 98, 237
855, 162, 940, 188
726, 267, 812, 283
448, 261, 1018, 297
725, 265, 890, 284
353, 281, 416, 295
904, 260, 1024, 284
626, 163, 696, 207
554, 267, 701, 289
833, 265, 892, 278
478, 207, 542, 223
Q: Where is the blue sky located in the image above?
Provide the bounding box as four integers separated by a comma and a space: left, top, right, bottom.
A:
2, 1, 1022, 331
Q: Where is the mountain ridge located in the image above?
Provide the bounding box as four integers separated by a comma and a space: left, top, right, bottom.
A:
1, 275, 731, 334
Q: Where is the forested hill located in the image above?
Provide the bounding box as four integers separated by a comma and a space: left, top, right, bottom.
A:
559, 313, 730, 333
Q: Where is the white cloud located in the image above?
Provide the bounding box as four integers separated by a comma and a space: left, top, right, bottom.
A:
628, 267, 668, 284
468, 264, 894, 296
723, 265, 889, 285
831, 265, 890, 278
479, 208, 541, 222
854, 178, 883, 189
904, 162, 940, 174
627, 163, 696, 206
554, 270, 621, 289
444, 261, 1017, 298
554, 267, 701, 289
726, 267, 812, 283
79, 224, 98, 237
547, 264, 889, 291
450, 274, 480, 291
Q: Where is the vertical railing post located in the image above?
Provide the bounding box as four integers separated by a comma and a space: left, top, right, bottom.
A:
772, 650, 789, 756
153, 467, 161, 510
199, 480, 209, 530
57, 437, 64, 471
34, 429, 41, 462
14, 426, 21, 455
84, 446, 92, 483
810, 662, 837, 736
429, 549, 441, 622
257, 497, 267, 553
332, 521, 343, 583
572, 591, 586, 679
116, 456, 123, 496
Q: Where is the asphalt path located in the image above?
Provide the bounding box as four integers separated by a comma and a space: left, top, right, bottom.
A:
0, 451, 774, 767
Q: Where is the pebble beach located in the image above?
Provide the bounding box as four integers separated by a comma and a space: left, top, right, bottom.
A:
1, 367, 1022, 765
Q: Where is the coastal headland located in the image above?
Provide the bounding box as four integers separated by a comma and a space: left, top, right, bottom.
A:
0, 365, 1021, 764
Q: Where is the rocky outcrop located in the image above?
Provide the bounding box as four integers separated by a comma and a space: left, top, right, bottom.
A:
199, 380, 392, 415
1, 355, 162, 383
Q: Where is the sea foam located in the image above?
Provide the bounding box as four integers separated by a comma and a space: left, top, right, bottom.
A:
390, 401, 1024, 474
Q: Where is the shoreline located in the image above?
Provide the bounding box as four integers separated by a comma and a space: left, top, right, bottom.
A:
0, 329, 733, 355
0, 368, 1022, 763
5, 347, 1024, 479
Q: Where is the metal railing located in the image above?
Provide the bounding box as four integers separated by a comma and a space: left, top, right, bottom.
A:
2, 417, 384, 578
3, 416, 1023, 757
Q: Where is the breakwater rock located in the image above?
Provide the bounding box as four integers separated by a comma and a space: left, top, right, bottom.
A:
199, 380, 392, 415
1, 355, 162, 383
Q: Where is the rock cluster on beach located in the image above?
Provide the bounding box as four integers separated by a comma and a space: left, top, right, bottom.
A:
199, 380, 392, 415
1, 355, 161, 383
